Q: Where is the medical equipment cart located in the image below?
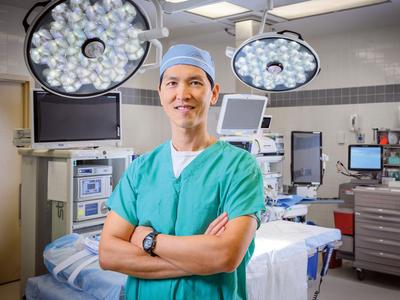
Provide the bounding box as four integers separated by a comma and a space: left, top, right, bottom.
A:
18, 147, 133, 294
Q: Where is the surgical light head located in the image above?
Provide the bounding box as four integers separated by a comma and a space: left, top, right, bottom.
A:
230, 31, 320, 92
23, 0, 155, 98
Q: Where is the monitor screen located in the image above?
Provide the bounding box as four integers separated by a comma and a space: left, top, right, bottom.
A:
261, 115, 272, 129
291, 131, 322, 185
217, 94, 267, 135
348, 145, 382, 171
32, 91, 121, 147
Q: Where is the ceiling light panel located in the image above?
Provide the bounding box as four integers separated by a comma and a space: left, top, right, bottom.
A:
269, 0, 388, 20
186, 1, 250, 19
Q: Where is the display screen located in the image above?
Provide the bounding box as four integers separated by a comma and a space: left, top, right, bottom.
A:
291, 131, 322, 184
81, 179, 101, 195
221, 99, 265, 131
85, 203, 98, 216
348, 145, 382, 171
33, 91, 120, 142
229, 141, 252, 152
261, 116, 272, 129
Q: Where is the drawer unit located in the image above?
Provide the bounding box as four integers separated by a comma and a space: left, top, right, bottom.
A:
356, 212, 400, 225
356, 247, 400, 267
353, 260, 400, 277
353, 186, 400, 277
356, 235, 400, 254
355, 206, 400, 224
355, 221, 400, 241
354, 188, 400, 210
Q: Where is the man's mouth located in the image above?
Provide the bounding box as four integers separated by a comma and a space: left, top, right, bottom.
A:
174, 105, 194, 111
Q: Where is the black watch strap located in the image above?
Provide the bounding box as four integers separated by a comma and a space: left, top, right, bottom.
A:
143, 230, 159, 256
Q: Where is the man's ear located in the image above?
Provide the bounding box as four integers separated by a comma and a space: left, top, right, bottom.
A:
158, 88, 164, 107
210, 83, 220, 106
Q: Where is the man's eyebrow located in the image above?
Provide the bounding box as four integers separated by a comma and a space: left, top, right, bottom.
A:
163, 75, 206, 81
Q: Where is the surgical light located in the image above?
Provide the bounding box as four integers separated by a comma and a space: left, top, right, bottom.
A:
227, 0, 321, 93
230, 30, 320, 92
23, 0, 154, 98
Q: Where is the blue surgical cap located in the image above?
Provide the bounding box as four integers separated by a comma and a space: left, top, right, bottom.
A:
159, 44, 215, 82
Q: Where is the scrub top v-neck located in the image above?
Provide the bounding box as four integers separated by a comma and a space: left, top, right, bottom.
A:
107, 140, 265, 300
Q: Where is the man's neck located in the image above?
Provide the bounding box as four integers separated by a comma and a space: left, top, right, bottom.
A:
171, 126, 216, 152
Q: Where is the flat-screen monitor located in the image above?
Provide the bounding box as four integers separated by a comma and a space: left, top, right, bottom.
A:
32, 90, 121, 149
261, 115, 272, 130
348, 145, 383, 171
291, 131, 322, 185
216, 94, 267, 136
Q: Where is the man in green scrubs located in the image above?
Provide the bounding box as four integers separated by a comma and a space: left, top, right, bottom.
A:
99, 44, 265, 299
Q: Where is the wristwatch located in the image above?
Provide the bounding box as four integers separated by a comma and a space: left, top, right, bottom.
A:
143, 230, 159, 256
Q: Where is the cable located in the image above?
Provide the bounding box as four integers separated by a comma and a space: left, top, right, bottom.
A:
336, 160, 362, 179
312, 246, 334, 300
312, 278, 323, 300
224, 28, 235, 37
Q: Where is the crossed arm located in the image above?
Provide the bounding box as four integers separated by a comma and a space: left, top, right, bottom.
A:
99, 211, 257, 278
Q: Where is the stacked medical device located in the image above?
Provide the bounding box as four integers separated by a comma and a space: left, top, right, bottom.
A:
216, 94, 285, 199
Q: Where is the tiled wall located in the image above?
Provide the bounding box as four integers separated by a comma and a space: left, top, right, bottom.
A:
269, 84, 400, 107
118, 84, 400, 108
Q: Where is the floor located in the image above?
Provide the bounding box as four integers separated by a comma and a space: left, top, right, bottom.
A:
308, 261, 400, 300
1, 262, 399, 300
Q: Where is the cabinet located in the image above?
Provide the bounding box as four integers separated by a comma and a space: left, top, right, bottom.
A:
19, 147, 133, 293
375, 129, 400, 180
353, 186, 400, 278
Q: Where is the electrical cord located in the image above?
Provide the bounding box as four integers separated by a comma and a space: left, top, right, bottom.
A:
336, 160, 362, 179
312, 246, 334, 300
312, 278, 323, 300
316, 168, 325, 191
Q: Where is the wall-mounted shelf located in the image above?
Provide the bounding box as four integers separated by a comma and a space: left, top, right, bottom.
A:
375, 129, 400, 180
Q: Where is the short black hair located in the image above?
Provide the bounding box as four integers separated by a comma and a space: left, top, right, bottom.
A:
159, 71, 215, 90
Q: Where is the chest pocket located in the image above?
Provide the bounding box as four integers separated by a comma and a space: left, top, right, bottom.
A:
136, 180, 177, 231
176, 181, 222, 235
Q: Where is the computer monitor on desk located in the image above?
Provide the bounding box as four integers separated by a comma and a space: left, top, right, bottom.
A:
348, 145, 382, 172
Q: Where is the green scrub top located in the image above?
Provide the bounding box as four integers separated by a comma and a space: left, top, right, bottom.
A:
107, 140, 265, 300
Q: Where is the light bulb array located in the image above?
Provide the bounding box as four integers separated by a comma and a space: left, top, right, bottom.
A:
28, 0, 147, 94
233, 37, 318, 91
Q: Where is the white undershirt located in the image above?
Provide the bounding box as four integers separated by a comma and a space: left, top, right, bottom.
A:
170, 141, 204, 178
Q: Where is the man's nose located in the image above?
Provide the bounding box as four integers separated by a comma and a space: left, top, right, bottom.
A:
175, 83, 190, 100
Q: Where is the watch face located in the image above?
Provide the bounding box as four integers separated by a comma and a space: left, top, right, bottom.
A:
143, 237, 153, 250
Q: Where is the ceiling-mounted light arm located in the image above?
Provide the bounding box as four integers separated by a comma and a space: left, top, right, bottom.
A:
137, 0, 169, 72
158, 0, 216, 14
225, 47, 235, 59
139, 39, 163, 73
258, 0, 274, 34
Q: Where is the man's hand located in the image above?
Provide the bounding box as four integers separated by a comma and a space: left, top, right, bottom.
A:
204, 212, 228, 236
131, 212, 229, 250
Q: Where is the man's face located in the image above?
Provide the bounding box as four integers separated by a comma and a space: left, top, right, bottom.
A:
158, 64, 219, 130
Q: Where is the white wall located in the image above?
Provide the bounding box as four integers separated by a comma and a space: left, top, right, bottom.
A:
304, 26, 400, 90
0, 30, 29, 77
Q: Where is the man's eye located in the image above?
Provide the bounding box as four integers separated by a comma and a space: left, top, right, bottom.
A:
191, 81, 203, 86
166, 81, 177, 87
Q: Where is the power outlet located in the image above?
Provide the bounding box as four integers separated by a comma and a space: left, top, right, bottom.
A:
356, 133, 365, 143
